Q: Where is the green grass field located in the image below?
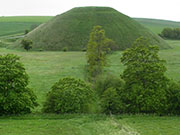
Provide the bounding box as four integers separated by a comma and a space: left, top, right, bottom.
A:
0, 40, 180, 134
1, 114, 180, 135
0, 16, 52, 37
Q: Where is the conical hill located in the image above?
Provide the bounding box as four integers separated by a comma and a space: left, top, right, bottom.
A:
25, 7, 169, 51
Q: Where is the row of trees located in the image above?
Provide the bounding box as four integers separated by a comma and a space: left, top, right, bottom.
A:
159, 27, 180, 39
0, 25, 180, 115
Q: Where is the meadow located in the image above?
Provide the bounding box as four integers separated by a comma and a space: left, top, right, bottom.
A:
0, 40, 180, 135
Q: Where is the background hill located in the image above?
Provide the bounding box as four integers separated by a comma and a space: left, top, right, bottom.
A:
134, 18, 180, 34
0, 16, 52, 37
1, 16, 180, 38
24, 7, 169, 51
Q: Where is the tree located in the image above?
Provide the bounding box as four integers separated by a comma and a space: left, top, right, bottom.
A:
121, 37, 169, 114
160, 27, 180, 39
21, 39, 33, 51
0, 54, 38, 115
86, 25, 114, 80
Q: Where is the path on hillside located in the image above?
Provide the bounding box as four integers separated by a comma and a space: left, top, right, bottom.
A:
0, 35, 24, 40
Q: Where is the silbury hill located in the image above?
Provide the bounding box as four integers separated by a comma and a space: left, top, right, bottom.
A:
25, 7, 170, 51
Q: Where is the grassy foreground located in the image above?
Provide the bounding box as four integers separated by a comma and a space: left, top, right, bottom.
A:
1, 114, 180, 135
0, 40, 180, 134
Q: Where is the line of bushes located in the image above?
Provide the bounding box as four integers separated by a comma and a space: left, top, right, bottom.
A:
159, 27, 180, 40
0, 37, 180, 116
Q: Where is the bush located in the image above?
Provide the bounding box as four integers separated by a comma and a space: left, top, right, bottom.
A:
62, 47, 68, 52
0, 54, 38, 115
101, 87, 124, 114
94, 74, 124, 96
166, 81, 180, 114
43, 77, 95, 113
21, 39, 33, 51
160, 27, 180, 40
93, 75, 125, 114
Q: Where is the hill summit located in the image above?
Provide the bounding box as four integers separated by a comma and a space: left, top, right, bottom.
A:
25, 7, 169, 51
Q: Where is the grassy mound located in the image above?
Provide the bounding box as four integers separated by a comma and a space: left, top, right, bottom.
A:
25, 7, 169, 51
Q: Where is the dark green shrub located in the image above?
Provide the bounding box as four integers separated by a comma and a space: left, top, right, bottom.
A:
21, 39, 33, 51
0, 54, 38, 115
94, 74, 124, 96
166, 81, 180, 114
93, 75, 125, 114
160, 27, 180, 40
62, 47, 68, 52
82, 48, 87, 52
25, 29, 29, 35
101, 87, 124, 114
43, 77, 95, 113
121, 84, 167, 114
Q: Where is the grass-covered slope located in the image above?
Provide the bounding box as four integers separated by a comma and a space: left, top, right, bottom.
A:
26, 7, 169, 51
134, 18, 180, 34
0, 16, 52, 37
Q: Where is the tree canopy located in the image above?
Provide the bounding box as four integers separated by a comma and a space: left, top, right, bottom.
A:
0, 54, 38, 115
121, 37, 169, 113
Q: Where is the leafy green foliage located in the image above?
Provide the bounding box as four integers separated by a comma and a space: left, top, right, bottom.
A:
86, 25, 112, 80
94, 74, 124, 96
0, 54, 38, 115
166, 81, 180, 114
62, 47, 68, 52
121, 37, 169, 114
25, 7, 169, 51
101, 87, 125, 114
21, 39, 33, 51
25, 29, 29, 35
160, 27, 180, 39
43, 77, 95, 113
93, 75, 124, 114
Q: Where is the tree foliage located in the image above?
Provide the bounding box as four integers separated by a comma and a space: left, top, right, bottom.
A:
159, 27, 180, 39
21, 39, 33, 51
86, 25, 114, 80
0, 54, 38, 115
43, 77, 95, 114
121, 37, 169, 114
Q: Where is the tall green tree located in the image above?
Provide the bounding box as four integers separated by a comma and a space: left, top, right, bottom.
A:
0, 54, 38, 115
121, 37, 169, 114
86, 25, 114, 80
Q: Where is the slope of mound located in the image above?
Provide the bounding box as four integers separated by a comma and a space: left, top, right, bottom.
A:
25, 7, 170, 51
